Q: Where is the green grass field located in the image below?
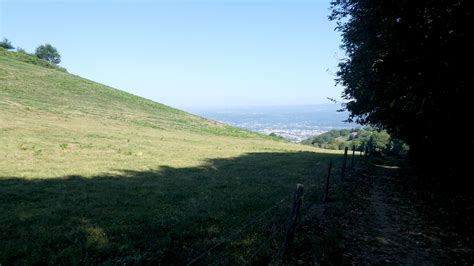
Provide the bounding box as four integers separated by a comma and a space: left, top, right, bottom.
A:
0, 49, 344, 264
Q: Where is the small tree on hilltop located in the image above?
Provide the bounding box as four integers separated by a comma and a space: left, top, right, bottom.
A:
0, 38, 14, 50
35, 44, 61, 64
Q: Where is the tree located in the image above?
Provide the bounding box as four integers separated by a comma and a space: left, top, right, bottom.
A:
386, 138, 409, 157
35, 44, 61, 64
0, 38, 14, 50
369, 131, 390, 154
330, 0, 472, 186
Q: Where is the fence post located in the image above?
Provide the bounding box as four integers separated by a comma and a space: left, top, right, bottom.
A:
324, 161, 332, 202
351, 145, 356, 169
341, 147, 348, 179
278, 184, 304, 264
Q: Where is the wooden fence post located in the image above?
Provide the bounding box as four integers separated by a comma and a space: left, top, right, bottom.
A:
324, 161, 332, 202
341, 147, 348, 179
278, 184, 304, 264
351, 145, 356, 169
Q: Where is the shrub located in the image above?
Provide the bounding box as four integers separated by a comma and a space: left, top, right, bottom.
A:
0, 38, 14, 50
35, 44, 61, 64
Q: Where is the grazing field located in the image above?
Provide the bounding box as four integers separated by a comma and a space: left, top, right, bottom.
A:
0, 50, 344, 264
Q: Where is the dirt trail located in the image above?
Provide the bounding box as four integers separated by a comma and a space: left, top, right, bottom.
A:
293, 160, 473, 264
359, 165, 438, 264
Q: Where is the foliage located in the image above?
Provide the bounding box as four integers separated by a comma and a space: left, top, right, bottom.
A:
329, 0, 471, 179
35, 43, 61, 64
301, 128, 408, 156
0, 38, 14, 49
269, 132, 285, 140
0, 47, 66, 72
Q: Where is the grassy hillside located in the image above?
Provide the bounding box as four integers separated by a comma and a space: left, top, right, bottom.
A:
0, 50, 343, 264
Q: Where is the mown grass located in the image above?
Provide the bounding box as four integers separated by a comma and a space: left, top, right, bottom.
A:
0, 52, 344, 264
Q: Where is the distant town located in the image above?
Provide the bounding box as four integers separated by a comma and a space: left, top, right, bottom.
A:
190, 104, 357, 142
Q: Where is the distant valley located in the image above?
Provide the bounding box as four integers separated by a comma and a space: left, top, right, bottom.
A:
189, 104, 357, 142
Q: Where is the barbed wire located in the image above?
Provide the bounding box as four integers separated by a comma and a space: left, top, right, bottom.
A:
247, 215, 291, 264
187, 196, 289, 265
187, 150, 361, 265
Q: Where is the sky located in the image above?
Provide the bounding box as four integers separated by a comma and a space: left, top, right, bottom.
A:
0, 0, 344, 110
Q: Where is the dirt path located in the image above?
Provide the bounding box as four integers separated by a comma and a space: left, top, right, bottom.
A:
358, 166, 438, 264
292, 160, 473, 264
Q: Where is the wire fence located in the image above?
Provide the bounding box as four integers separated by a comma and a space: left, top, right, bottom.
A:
187, 197, 289, 265
187, 145, 369, 265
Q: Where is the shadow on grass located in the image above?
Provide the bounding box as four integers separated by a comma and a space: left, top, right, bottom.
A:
0, 151, 344, 264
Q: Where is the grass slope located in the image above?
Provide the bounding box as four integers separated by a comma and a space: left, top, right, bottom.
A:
0, 50, 343, 264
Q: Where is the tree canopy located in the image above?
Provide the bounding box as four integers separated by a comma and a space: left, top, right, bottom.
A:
301, 128, 407, 156
0, 38, 14, 50
330, 0, 472, 185
35, 44, 61, 65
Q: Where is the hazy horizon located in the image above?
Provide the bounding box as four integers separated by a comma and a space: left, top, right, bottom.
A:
180, 101, 343, 112
190, 103, 355, 142
1, 0, 344, 109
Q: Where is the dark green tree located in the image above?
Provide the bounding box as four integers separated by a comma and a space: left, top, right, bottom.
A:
386, 138, 409, 157
0, 38, 14, 50
35, 44, 61, 64
330, 0, 472, 185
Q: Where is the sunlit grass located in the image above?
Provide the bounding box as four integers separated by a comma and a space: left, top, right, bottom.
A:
0, 52, 343, 264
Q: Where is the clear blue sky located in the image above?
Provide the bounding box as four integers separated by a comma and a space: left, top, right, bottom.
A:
0, 0, 343, 109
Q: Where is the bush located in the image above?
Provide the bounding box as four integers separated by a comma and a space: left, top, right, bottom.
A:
35, 44, 61, 64
0, 38, 14, 50
0, 48, 67, 72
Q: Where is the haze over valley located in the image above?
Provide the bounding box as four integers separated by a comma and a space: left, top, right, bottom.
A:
190, 104, 356, 142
